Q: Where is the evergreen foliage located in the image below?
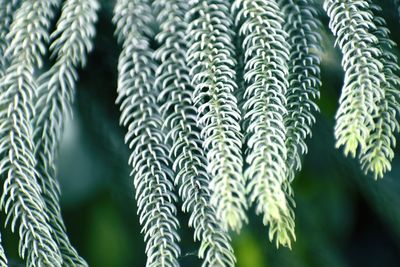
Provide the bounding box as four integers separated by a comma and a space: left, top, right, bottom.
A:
324, 0, 400, 178
233, 0, 294, 248
33, 0, 99, 265
279, 0, 322, 182
0, 0, 21, 77
153, 0, 235, 265
324, 0, 386, 159
0, 0, 399, 266
114, 0, 181, 266
359, 2, 400, 178
0, 0, 64, 266
187, 0, 247, 233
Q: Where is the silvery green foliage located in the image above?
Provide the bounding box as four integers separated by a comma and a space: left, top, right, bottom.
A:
1, 0, 400, 264
233, 0, 295, 248
114, 0, 181, 266
279, 0, 322, 182
33, 0, 99, 265
359, 2, 400, 178
324, 0, 386, 158
153, 0, 236, 265
0, 0, 21, 76
0, 0, 64, 266
324, 0, 400, 179
187, 0, 247, 233
0, 233, 6, 267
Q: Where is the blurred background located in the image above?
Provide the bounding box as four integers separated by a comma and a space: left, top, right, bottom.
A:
2, 1, 400, 266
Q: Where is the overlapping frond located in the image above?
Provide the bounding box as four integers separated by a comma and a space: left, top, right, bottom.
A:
187, 0, 247, 233
278, 0, 322, 181
153, 0, 235, 265
0, 0, 63, 266
324, 0, 386, 158
233, 0, 295, 248
359, 2, 400, 179
32, 0, 99, 265
114, 0, 181, 266
0, 233, 6, 267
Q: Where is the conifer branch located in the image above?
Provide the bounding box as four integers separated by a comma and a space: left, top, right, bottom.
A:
234, 0, 295, 248
324, 0, 386, 158
33, 0, 99, 265
114, 0, 181, 266
0, 0, 63, 266
278, 0, 322, 182
0, 0, 22, 76
360, 2, 400, 178
187, 0, 247, 232
1, 0, 399, 261
153, 0, 236, 265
